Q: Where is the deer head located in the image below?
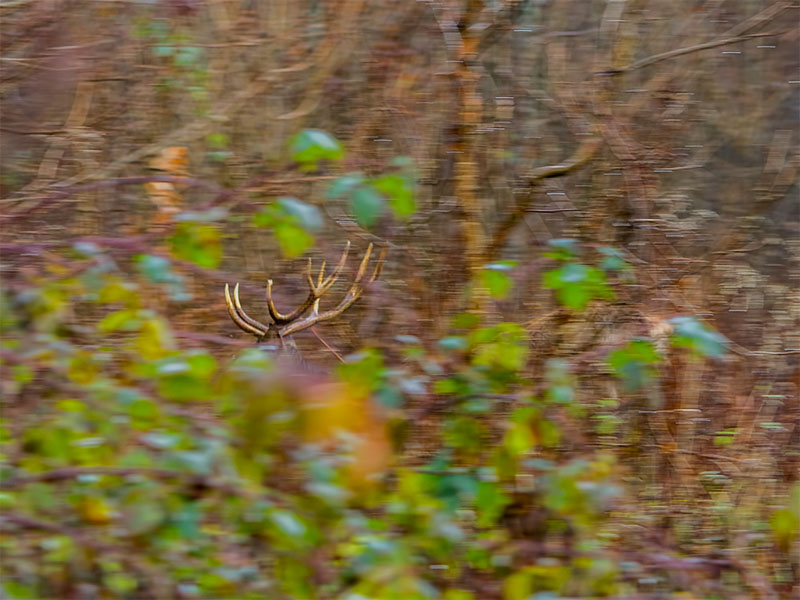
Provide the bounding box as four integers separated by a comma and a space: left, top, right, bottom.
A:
224, 241, 385, 347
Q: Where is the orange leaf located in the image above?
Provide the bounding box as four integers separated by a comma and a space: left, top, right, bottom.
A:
150, 146, 189, 176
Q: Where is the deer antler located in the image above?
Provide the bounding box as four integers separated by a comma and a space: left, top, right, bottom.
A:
224, 242, 385, 342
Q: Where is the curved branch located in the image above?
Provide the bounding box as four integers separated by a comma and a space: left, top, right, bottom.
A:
485, 137, 600, 263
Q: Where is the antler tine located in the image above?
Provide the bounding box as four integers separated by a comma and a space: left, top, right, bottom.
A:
278, 243, 385, 338
266, 277, 313, 325
225, 283, 269, 338
265, 242, 351, 325
369, 246, 387, 283
315, 240, 350, 294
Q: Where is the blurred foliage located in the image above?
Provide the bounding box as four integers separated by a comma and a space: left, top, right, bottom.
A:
1, 1, 798, 599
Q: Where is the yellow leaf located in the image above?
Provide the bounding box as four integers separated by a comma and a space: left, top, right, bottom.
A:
81, 496, 114, 524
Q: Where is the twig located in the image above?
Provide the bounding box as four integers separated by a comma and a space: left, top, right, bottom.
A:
310, 328, 345, 362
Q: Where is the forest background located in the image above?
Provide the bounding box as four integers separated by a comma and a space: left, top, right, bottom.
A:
0, 1, 798, 599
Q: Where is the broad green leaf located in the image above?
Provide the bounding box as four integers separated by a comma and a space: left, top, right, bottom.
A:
371, 174, 416, 219
98, 309, 141, 332
135, 313, 175, 359
608, 339, 661, 390
544, 238, 581, 260
770, 508, 799, 551
169, 223, 222, 269
289, 129, 345, 168
136, 255, 190, 301
475, 480, 510, 527
274, 222, 314, 258
350, 187, 386, 228
669, 316, 728, 358
277, 197, 323, 231
480, 262, 517, 299
326, 173, 364, 199
270, 509, 307, 539
205, 132, 229, 148
543, 263, 613, 311
598, 245, 629, 272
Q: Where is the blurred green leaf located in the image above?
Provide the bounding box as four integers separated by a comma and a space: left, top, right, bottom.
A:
371, 174, 416, 219
481, 262, 517, 300
544, 238, 581, 260
770, 508, 799, 551
274, 221, 314, 258
327, 173, 364, 199
290, 129, 345, 168
608, 339, 661, 391
597, 246, 629, 272
169, 222, 222, 269
669, 316, 728, 358
543, 263, 613, 311
350, 187, 386, 228
270, 509, 308, 541
136, 255, 191, 301
277, 197, 323, 231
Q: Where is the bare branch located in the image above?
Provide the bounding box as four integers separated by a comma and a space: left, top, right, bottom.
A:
598, 30, 785, 76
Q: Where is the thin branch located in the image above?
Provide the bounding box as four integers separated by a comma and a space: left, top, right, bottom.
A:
1, 175, 232, 222
0, 512, 115, 553
0, 467, 251, 499
598, 30, 785, 76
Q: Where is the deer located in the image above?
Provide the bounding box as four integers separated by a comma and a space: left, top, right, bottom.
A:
222, 241, 390, 494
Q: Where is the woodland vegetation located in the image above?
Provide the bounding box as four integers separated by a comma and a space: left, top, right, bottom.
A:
1, 1, 798, 599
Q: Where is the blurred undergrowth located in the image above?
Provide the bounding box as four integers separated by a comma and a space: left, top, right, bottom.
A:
1, 130, 797, 599
1, 1, 798, 598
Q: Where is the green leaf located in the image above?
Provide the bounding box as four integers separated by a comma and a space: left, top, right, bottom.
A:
274, 222, 314, 258
276, 197, 323, 231
371, 174, 416, 219
598, 246, 629, 272
475, 480, 511, 527
98, 309, 141, 332
480, 262, 517, 299
481, 270, 513, 299
544, 238, 581, 260
154, 352, 216, 401
350, 187, 386, 228
669, 316, 728, 358
270, 509, 307, 539
205, 132, 229, 149
136, 255, 190, 301
452, 312, 481, 329
135, 313, 175, 359
608, 339, 661, 390
338, 350, 385, 390
169, 223, 222, 269
770, 508, 799, 551
3, 581, 35, 599
543, 263, 613, 311
560, 262, 590, 282
289, 129, 345, 168
326, 173, 364, 199
504, 570, 532, 600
